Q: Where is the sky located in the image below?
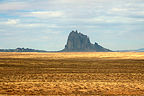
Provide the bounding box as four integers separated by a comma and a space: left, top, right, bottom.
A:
0, 0, 144, 51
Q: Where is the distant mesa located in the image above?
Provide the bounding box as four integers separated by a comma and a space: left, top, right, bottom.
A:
61, 30, 112, 52
0, 48, 47, 52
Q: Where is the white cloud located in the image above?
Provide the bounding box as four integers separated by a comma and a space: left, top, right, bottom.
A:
24, 11, 64, 18
0, 19, 20, 25
5, 19, 20, 25
0, 2, 28, 11
16, 23, 62, 28
0, 19, 63, 28
93, 16, 144, 23
70, 15, 144, 24
16, 23, 43, 27
111, 8, 128, 12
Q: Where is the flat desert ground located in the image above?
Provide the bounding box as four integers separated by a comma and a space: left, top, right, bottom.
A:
0, 52, 144, 95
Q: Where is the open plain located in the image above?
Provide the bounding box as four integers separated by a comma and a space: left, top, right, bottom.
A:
0, 52, 144, 95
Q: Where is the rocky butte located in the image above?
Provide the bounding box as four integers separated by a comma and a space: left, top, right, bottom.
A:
61, 30, 112, 52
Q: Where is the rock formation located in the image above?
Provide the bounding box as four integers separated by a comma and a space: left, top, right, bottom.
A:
61, 30, 112, 52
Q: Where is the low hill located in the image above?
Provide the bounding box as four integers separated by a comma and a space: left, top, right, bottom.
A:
0, 48, 47, 52
118, 48, 144, 52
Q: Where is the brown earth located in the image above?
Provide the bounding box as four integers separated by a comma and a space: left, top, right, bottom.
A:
0, 52, 144, 95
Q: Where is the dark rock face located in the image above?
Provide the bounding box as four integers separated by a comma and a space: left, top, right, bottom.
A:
61, 30, 112, 52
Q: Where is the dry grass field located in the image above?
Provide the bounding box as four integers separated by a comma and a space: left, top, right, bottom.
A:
0, 52, 144, 95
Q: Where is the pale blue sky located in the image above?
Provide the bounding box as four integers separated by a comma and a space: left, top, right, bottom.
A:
0, 0, 144, 51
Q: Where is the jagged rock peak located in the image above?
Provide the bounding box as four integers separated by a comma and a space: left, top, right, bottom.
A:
61, 30, 112, 52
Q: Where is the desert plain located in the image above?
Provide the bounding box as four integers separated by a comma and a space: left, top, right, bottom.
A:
0, 52, 144, 95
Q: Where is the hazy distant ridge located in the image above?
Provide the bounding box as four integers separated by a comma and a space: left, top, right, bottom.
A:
0, 48, 47, 52
117, 48, 144, 52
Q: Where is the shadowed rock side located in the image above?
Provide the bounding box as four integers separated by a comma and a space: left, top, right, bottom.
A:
61, 30, 112, 52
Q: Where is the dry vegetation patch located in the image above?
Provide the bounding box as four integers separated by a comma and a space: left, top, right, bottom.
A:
0, 52, 144, 95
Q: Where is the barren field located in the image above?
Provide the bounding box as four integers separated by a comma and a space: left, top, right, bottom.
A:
0, 52, 144, 95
